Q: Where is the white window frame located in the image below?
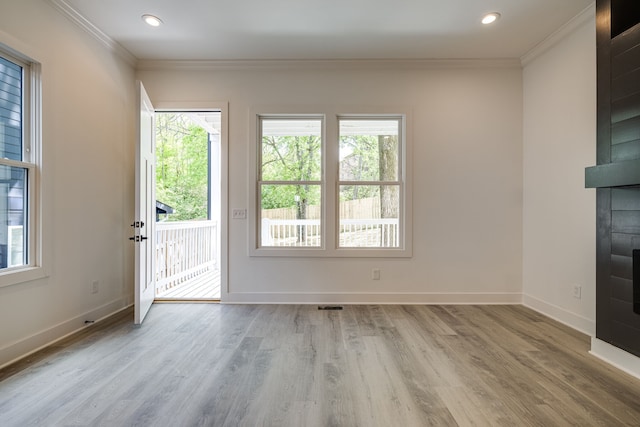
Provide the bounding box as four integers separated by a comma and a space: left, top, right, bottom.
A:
249, 106, 412, 258
0, 43, 45, 287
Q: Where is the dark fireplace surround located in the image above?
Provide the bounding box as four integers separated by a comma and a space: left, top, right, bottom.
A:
585, 0, 640, 358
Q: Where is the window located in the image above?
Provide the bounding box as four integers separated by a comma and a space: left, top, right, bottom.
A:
338, 118, 402, 248
258, 116, 323, 248
253, 110, 411, 257
0, 46, 41, 284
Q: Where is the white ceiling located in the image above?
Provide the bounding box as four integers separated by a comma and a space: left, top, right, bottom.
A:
55, 0, 594, 61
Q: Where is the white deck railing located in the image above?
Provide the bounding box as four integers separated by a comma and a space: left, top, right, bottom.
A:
156, 220, 217, 296
262, 218, 399, 247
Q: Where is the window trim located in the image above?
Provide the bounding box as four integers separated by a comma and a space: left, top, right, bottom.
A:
249, 107, 412, 258
0, 43, 46, 288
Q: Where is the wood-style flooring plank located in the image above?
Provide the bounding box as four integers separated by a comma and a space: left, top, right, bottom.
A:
2, 304, 640, 426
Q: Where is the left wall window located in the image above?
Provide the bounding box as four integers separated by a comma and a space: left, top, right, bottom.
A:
0, 47, 40, 281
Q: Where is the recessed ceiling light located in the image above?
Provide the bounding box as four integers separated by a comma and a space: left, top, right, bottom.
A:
142, 14, 163, 27
481, 12, 501, 25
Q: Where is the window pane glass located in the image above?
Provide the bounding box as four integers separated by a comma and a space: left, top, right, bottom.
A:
260, 184, 321, 247
0, 165, 27, 267
339, 184, 399, 248
339, 119, 399, 181
261, 118, 321, 181
0, 57, 23, 161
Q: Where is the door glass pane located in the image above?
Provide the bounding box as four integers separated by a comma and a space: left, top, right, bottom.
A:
260, 184, 321, 247
0, 165, 27, 268
339, 119, 399, 181
339, 184, 399, 248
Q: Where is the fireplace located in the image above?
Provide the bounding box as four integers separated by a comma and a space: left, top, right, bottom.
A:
635, 249, 640, 315
585, 1, 640, 358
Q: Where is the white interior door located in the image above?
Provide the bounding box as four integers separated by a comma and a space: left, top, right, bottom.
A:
134, 81, 156, 324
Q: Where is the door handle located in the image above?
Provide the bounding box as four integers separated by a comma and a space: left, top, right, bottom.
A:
128, 236, 148, 242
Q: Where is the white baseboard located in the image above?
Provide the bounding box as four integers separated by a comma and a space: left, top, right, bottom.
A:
522, 294, 595, 336
223, 292, 523, 305
590, 338, 640, 380
0, 299, 130, 369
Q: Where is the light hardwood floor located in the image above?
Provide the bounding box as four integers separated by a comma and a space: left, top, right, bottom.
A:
1, 304, 640, 426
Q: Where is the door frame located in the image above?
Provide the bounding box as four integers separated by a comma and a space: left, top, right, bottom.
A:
153, 101, 229, 301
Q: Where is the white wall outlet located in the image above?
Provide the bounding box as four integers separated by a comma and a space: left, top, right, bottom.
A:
573, 285, 582, 299
372, 268, 381, 280
232, 208, 247, 219
92, 280, 99, 294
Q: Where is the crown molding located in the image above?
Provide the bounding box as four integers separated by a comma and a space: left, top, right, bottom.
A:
521, 2, 596, 66
136, 58, 522, 72
46, 0, 137, 66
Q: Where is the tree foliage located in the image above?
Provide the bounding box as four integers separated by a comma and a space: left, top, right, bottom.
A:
156, 113, 209, 221
261, 135, 321, 212
260, 129, 398, 221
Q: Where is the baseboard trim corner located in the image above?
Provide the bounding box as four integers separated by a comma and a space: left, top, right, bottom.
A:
523, 294, 595, 336
590, 337, 640, 381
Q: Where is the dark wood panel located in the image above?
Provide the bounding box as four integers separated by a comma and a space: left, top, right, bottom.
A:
612, 210, 640, 234
597, 0, 612, 165
596, 188, 612, 342
611, 320, 640, 356
612, 275, 633, 301
611, 91, 640, 122
612, 115, 640, 145
611, 67, 640, 101
611, 254, 632, 279
611, 232, 640, 255
611, 16, 640, 53
611, 188, 640, 210
611, 139, 640, 161
612, 42, 640, 77
634, 249, 640, 314
585, 159, 640, 188
611, 298, 640, 326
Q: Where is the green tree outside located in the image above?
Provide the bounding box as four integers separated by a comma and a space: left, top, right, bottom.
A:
156, 113, 209, 221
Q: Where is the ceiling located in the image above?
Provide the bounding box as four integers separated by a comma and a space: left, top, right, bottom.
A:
55, 0, 594, 61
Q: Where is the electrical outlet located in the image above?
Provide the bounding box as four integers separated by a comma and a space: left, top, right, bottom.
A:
573, 285, 581, 299
372, 269, 381, 280
232, 209, 247, 219
92, 280, 99, 294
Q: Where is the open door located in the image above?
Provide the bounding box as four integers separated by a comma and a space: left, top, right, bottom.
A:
133, 81, 156, 324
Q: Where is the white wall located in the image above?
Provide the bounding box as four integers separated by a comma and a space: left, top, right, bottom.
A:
0, 0, 136, 367
522, 8, 597, 334
138, 62, 524, 303
0, 0, 601, 370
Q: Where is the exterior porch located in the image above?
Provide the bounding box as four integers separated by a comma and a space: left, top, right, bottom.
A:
156, 267, 220, 299
155, 220, 220, 300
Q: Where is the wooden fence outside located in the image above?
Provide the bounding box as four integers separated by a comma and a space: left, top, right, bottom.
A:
262, 197, 382, 221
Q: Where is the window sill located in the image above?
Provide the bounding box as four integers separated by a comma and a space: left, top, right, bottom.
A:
0, 266, 48, 288
249, 247, 412, 258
